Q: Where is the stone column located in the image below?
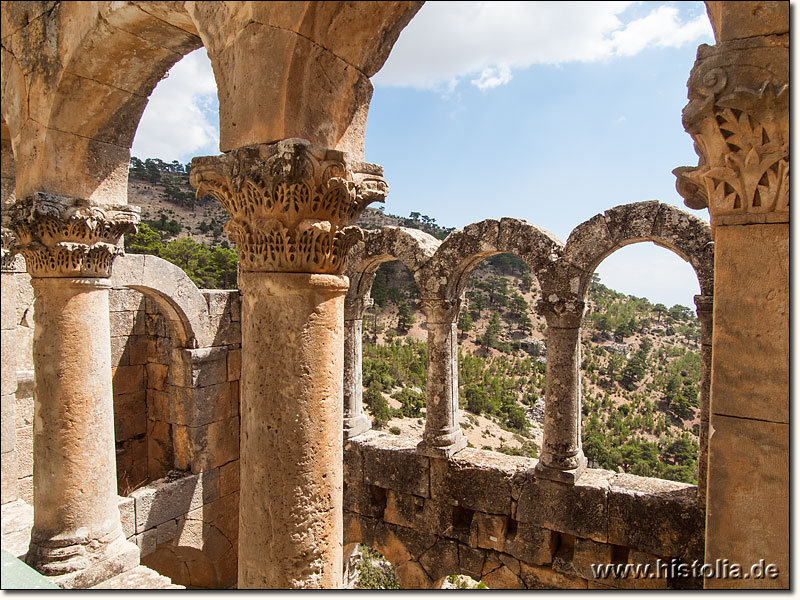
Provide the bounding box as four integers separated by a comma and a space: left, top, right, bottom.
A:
534, 299, 586, 484
191, 139, 387, 589
343, 296, 372, 439
417, 299, 467, 458
8, 194, 140, 588
674, 5, 788, 587
693, 294, 713, 508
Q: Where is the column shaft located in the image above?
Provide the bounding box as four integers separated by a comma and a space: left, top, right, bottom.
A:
343, 317, 370, 438
535, 325, 586, 483
27, 278, 136, 584
419, 312, 466, 457
237, 272, 347, 589
694, 294, 713, 508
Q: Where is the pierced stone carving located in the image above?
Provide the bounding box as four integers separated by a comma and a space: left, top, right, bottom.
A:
190, 138, 388, 274
674, 38, 788, 225
8, 193, 140, 277
1, 226, 17, 271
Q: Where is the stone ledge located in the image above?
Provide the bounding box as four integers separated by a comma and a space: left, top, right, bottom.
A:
130, 469, 219, 533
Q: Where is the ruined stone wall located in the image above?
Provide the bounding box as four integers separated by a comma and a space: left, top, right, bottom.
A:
1, 260, 34, 505
344, 431, 704, 589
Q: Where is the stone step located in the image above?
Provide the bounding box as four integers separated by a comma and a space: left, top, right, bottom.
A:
91, 565, 184, 589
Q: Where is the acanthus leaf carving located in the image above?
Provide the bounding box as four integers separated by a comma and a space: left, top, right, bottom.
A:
674, 38, 788, 225
8, 193, 140, 277
190, 139, 387, 274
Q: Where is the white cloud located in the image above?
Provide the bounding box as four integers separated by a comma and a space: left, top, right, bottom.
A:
471, 65, 513, 90
611, 5, 712, 56
372, 1, 713, 91
131, 48, 219, 163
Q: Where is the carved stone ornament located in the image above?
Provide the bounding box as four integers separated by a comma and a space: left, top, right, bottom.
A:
190, 138, 388, 274
537, 295, 585, 328
9, 193, 140, 277
674, 37, 788, 225
0, 226, 18, 271
419, 297, 461, 324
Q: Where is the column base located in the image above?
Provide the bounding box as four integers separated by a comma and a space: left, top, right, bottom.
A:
343, 414, 371, 440
417, 430, 468, 459
534, 453, 587, 484
28, 530, 139, 589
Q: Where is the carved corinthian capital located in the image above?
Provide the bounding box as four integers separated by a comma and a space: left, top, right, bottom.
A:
190, 138, 388, 274
9, 193, 140, 277
674, 36, 788, 226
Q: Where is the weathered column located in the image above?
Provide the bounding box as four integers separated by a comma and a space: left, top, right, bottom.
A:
534, 299, 586, 483
8, 194, 140, 587
417, 299, 467, 458
191, 139, 387, 588
693, 294, 713, 508
343, 295, 373, 439
674, 3, 788, 587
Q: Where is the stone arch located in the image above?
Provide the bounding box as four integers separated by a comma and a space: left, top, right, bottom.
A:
185, 2, 422, 156
561, 200, 714, 493
110, 253, 213, 349
562, 201, 714, 301
346, 226, 441, 302
4, 2, 203, 202
419, 218, 563, 301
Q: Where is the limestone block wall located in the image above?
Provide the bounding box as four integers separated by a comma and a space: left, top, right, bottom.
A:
1, 260, 34, 506
343, 431, 704, 589
109, 289, 165, 493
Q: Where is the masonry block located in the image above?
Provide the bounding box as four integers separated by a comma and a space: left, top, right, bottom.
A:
146, 389, 170, 423
114, 390, 147, 442
516, 469, 612, 542
145, 362, 169, 392
1, 450, 19, 504
173, 416, 239, 473
430, 448, 530, 515
503, 521, 556, 566
607, 473, 702, 557
170, 347, 229, 388
170, 382, 233, 427
14, 425, 32, 479
520, 563, 588, 589
118, 495, 136, 539
1, 394, 17, 454
131, 469, 220, 533
219, 459, 240, 497
112, 365, 146, 395
360, 433, 430, 498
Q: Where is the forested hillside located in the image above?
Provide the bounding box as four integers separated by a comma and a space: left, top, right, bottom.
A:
125, 158, 702, 485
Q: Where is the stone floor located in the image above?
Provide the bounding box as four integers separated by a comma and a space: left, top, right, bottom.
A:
92, 565, 183, 589
1, 499, 32, 559
1, 499, 182, 589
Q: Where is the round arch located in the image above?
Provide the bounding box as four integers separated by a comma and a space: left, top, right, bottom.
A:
418, 218, 562, 301
563, 201, 714, 302
345, 226, 441, 301
110, 253, 213, 348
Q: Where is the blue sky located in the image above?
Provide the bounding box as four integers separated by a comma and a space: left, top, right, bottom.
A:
131, 1, 715, 308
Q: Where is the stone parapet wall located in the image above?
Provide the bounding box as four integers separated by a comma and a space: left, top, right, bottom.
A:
343, 431, 704, 589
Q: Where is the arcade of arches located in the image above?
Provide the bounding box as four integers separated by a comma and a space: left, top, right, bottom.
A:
0, 1, 788, 590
